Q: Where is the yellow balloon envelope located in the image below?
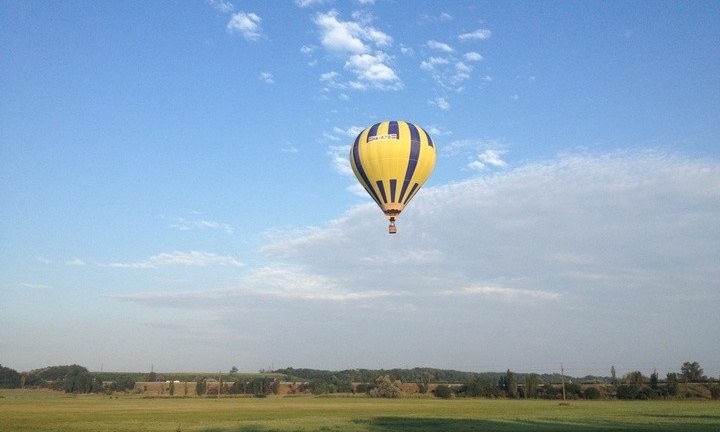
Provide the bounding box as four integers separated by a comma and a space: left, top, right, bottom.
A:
350, 120, 436, 233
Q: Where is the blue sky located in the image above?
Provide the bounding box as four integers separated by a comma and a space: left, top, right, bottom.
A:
2, 0, 719, 378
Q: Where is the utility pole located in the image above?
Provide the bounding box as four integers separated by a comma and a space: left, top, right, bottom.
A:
560, 363, 567, 402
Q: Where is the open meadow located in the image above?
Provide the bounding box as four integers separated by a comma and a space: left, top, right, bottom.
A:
1, 389, 719, 432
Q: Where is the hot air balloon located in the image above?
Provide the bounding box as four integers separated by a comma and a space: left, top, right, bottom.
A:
349, 120, 436, 234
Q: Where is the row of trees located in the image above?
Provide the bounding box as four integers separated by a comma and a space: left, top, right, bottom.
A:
277, 362, 719, 400
276, 362, 715, 389
0, 364, 135, 394
2, 361, 717, 400
200, 376, 279, 396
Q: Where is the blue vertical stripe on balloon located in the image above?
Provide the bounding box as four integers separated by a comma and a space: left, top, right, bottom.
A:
403, 183, 420, 205
424, 129, 434, 148
376, 180, 388, 203
389, 179, 397, 202
352, 135, 382, 206
388, 121, 399, 139
367, 122, 381, 142
398, 123, 421, 203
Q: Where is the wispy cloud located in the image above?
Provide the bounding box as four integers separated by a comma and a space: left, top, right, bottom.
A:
441, 138, 508, 171
429, 96, 450, 111
427, 40, 454, 52
327, 145, 353, 175
300, 45, 316, 55
294, 0, 327, 7
167, 217, 233, 234
420, 29, 490, 101
105, 251, 243, 269
439, 286, 559, 301
459, 28, 492, 41
206, 0, 234, 13
259, 72, 274, 84
468, 149, 508, 170
333, 125, 364, 138
463, 52, 484, 62
66, 257, 86, 266
19, 282, 52, 289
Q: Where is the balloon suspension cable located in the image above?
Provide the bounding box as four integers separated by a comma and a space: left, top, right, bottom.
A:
388, 217, 397, 234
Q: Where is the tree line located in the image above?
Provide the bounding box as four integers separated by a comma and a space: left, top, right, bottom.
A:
275, 362, 719, 400
2, 361, 718, 400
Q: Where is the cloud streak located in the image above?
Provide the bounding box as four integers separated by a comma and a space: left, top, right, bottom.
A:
167, 217, 234, 234
105, 251, 243, 269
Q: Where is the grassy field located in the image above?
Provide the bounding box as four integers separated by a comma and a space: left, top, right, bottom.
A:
1, 390, 719, 432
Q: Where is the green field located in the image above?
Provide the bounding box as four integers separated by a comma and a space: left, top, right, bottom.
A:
1, 390, 719, 432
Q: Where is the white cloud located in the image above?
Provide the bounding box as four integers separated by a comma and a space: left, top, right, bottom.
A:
453, 61, 472, 83
459, 28, 492, 41
420, 56, 450, 71
19, 282, 52, 289
439, 286, 559, 301
427, 40, 454, 52
206, 0, 234, 13
259, 72, 274, 84
106, 251, 243, 269
227, 12, 263, 41
328, 145, 353, 175
429, 96, 450, 111
295, 0, 327, 7
421, 49, 481, 90
463, 52, 484, 62
300, 45, 316, 55
333, 125, 364, 137
313, 10, 399, 91
167, 217, 233, 234
66, 257, 86, 266
319, 71, 340, 82
441, 139, 507, 170
468, 149, 508, 170
314, 10, 372, 54
344, 52, 400, 89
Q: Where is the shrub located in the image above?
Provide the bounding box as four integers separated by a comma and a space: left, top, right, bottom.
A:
616, 385, 638, 400
107, 374, 136, 392
709, 385, 720, 400
583, 387, 601, 400
640, 387, 661, 400
367, 375, 403, 398
434, 384, 452, 399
